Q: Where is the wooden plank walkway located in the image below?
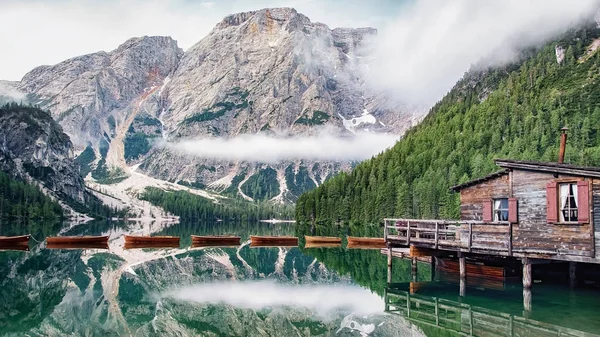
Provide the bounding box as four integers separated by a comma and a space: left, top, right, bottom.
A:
384, 218, 599, 264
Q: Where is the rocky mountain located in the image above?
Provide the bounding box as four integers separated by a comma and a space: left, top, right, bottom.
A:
0, 104, 94, 209
4, 8, 422, 203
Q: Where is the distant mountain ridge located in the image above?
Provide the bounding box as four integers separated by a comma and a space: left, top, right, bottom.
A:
1, 8, 423, 203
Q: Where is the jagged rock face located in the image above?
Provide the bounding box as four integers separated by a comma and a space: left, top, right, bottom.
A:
0, 105, 88, 203
8, 8, 423, 202
159, 8, 404, 138
140, 8, 415, 201
18, 36, 183, 148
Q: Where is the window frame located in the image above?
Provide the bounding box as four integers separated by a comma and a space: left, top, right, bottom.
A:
492, 198, 509, 223
558, 182, 579, 224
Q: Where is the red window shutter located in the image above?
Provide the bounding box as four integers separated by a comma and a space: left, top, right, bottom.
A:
577, 180, 590, 224
482, 200, 492, 222
546, 182, 558, 223
508, 198, 518, 223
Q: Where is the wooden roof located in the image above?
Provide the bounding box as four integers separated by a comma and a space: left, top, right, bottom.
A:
450, 170, 509, 191
495, 159, 600, 178
451, 159, 600, 192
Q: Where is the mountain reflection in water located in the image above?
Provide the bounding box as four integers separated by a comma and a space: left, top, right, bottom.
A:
1, 219, 600, 336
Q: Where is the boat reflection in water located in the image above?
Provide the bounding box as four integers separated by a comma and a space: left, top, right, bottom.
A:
46, 242, 109, 250
385, 280, 600, 337
191, 235, 241, 248
250, 235, 298, 247
347, 237, 386, 249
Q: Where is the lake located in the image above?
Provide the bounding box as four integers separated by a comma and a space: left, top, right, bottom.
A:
1, 220, 600, 336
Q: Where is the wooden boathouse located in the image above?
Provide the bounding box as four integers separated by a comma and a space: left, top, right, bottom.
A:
384, 130, 600, 289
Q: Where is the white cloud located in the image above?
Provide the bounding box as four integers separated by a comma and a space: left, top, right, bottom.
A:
0, 0, 391, 81
164, 131, 398, 163
164, 280, 384, 316
367, 0, 600, 106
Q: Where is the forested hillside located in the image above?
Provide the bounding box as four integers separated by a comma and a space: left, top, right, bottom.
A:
140, 187, 294, 221
296, 22, 600, 234
0, 171, 63, 220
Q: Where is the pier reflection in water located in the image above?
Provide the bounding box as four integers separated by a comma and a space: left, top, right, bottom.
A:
385, 280, 600, 337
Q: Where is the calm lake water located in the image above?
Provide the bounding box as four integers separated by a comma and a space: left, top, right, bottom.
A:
1, 220, 600, 336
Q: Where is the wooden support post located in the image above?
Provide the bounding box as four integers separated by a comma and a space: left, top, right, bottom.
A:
384, 288, 389, 312
412, 257, 418, 282
522, 258, 532, 289
384, 220, 389, 241
569, 262, 577, 288
468, 223, 473, 252
434, 222, 439, 249
508, 222, 513, 256
431, 256, 436, 282
459, 253, 466, 297
406, 221, 411, 245
459, 254, 466, 279
387, 247, 393, 284
523, 288, 532, 318
434, 298, 439, 326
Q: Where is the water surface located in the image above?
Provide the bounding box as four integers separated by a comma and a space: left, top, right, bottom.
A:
1, 220, 599, 336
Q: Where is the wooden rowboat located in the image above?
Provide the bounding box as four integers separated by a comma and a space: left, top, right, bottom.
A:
305, 236, 342, 244
191, 235, 241, 247
347, 236, 386, 249
46, 235, 109, 244
0, 234, 31, 245
250, 235, 298, 247
124, 235, 180, 244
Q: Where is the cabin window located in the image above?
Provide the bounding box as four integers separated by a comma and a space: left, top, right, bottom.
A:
493, 198, 509, 222
559, 183, 578, 222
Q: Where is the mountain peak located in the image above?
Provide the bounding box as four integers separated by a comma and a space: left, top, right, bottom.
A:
217, 7, 302, 27
114, 36, 182, 55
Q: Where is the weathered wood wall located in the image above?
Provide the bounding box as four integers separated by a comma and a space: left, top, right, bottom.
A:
510, 170, 594, 257
593, 178, 600, 259
458, 170, 595, 258
460, 174, 510, 221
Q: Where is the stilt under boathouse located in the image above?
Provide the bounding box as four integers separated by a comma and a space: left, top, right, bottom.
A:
384, 129, 600, 290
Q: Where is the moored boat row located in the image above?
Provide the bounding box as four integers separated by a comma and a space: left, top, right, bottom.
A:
0, 234, 387, 250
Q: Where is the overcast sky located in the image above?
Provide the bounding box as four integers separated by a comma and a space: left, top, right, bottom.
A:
1, 0, 598, 107
0, 0, 408, 81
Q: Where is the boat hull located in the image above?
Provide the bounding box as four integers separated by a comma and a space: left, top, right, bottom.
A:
305, 236, 342, 244
347, 236, 386, 249
124, 235, 180, 244
191, 235, 241, 247
46, 235, 109, 245
250, 235, 298, 247
47, 242, 109, 250
304, 242, 342, 249
0, 234, 31, 245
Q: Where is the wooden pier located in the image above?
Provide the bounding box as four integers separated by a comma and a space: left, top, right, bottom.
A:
384, 155, 600, 289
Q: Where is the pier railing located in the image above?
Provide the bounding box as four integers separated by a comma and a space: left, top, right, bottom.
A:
384, 218, 513, 255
